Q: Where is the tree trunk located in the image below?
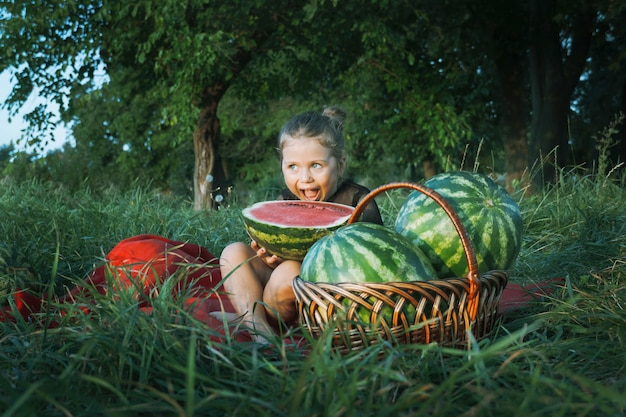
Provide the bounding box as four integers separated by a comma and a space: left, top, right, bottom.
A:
618, 83, 626, 165
495, 51, 531, 194
422, 158, 437, 180
529, 91, 571, 183
193, 83, 228, 210
473, 0, 531, 194
528, 0, 595, 186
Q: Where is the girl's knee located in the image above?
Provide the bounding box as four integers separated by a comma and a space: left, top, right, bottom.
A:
220, 242, 253, 269
221, 241, 250, 259
267, 261, 300, 293
275, 260, 301, 278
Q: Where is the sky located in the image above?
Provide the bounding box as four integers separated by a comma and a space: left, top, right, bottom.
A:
0, 71, 72, 154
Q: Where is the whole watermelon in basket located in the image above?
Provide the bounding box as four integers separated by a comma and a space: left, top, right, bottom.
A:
394, 171, 522, 278
242, 200, 354, 261
300, 222, 437, 284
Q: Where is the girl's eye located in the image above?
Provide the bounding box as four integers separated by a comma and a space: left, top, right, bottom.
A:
287, 164, 298, 171
312, 163, 322, 169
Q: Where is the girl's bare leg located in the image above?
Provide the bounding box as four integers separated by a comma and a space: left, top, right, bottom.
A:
263, 260, 301, 325
220, 242, 274, 342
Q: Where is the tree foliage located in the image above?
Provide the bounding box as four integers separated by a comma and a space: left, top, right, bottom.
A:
0, 1, 102, 148
1, 0, 382, 206
334, 1, 498, 182
1, 0, 624, 202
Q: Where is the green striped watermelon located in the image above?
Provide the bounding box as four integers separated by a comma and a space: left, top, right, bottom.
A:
394, 171, 522, 278
300, 222, 438, 284
242, 200, 354, 261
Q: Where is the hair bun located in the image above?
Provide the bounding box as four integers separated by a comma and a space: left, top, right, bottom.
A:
322, 106, 346, 131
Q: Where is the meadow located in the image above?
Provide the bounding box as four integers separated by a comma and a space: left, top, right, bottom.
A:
1, 164, 625, 416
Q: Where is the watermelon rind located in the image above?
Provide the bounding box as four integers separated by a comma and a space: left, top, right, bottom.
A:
300, 222, 438, 284
242, 200, 354, 261
394, 171, 523, 278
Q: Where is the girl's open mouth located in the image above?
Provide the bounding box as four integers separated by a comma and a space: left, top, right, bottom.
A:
301, 188, 320, 200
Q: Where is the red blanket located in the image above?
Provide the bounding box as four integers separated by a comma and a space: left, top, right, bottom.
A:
1, 234, 251, 342
1, 234, 562, 341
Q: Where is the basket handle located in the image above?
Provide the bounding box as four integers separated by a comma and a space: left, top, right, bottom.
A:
349, 182, 480, 318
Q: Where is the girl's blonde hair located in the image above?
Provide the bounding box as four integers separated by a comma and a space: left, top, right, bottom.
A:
277, 106, 347, 162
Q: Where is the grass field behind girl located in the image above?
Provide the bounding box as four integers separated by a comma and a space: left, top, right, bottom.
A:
1, 143, 625, 415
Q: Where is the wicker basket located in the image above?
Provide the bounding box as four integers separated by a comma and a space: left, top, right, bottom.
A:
292, 182, 508, 352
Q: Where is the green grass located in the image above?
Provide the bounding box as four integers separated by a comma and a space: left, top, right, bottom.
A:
1, 168, 625, 416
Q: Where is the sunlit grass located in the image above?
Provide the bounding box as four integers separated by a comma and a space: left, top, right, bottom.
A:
1, 158, 625, 415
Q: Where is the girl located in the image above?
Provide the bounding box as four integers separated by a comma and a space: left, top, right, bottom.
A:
219, 107, 383, 342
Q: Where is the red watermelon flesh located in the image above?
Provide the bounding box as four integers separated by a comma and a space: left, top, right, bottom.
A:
246, 201, 354, 225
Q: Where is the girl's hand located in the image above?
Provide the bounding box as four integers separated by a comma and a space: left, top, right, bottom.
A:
251, 240, 283, 268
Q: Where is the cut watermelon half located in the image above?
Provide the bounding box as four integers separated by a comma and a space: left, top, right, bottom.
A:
242, 201, 354, 261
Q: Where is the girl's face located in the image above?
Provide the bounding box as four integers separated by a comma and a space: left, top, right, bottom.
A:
281, 136, 345, 201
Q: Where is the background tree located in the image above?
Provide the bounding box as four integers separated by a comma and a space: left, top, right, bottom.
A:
571, 0, 626, 168
528, 0, 597, 185
463, 0, 532, 191
320, 1, 496, 184
2, 0, 623, 200
1, 1, 371, 208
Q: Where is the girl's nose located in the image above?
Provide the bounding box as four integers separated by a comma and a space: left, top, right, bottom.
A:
300, 169, 313, 181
